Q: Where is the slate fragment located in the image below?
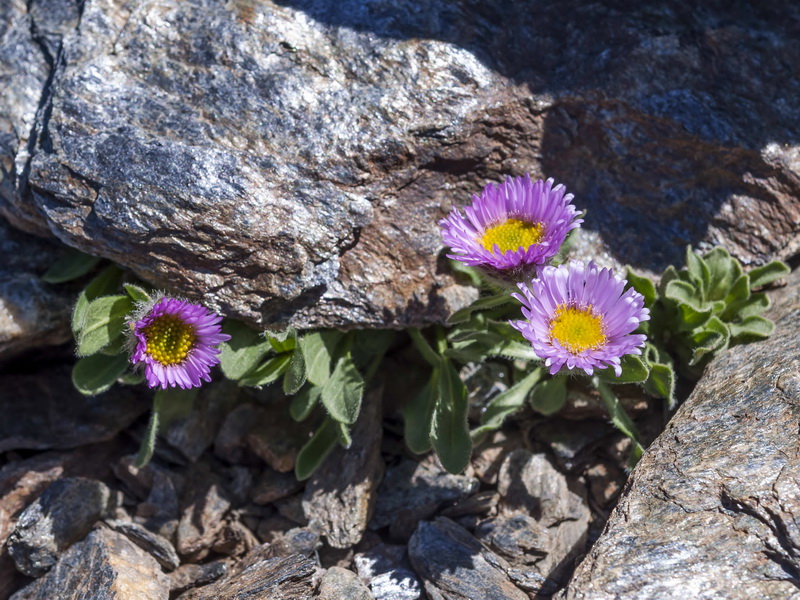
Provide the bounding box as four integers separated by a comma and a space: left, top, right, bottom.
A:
354, 542, 424, 600
176, 467, 231, 560
10, 526, 169, 600
0, 367, 150, 452
371, 456, 478, 540
318, 566, 375, 600
8, 478, 114, 577
408, 517, 528, 600
176, 546, 314, 600
303, 387, 384, 548
107, 519, 180, 571
168, 561, 228, 595
559, 268, 800, 599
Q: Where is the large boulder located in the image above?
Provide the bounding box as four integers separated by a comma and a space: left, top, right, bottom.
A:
558, 266, 800, 599
2, 0, 799, 328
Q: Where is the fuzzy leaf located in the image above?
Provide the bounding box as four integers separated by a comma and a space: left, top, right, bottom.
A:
321, 352, 364, 425
472, 368, 543, 438
431, 360, 472, 474
644, 363, 677, 409
72, 265, 124, 335
690, 317, 730, 365
727, 292, 771, 320
122, 283, 152, 304
704, 247, 741, 302
593, 377, 645, 468
238, 353, 292, 387
335, 421, 353, 449
76, 295, 133, 357
657, 265, 680, 296
748, 261, 790, 289
403, 369, 439, 454
729, 315, 774, 343
665, 279, 702, 307
449, 259, 482, 287
598, 354, 650, 383
218, 320, 273, 381
267, 327, 297, 353
625, 269, 657, 308
724, 275, 750, 307
685, 246, 711, 300
530, 374, 567, 416
409, 329, 443, 368
72, 353, 130, 396
283, 347, 307, 395
675, 301, 713, 331
42, 248, 102, 284
290, 384, 322, 422
295, 418, 339, 480
448, 294, 511, 325
301, 331, 344, 386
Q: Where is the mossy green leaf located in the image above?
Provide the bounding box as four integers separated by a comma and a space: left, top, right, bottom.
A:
76, 295, 133, 357
72, 353, 130, 396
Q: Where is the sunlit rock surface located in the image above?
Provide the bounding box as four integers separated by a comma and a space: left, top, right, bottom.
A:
558, 267, 800, 599
2, 0, 799, 327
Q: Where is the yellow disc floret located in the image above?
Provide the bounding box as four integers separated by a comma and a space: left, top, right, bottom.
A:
549, 304, 607, 354
143, 314, 197, 366
480, 218, 544, 253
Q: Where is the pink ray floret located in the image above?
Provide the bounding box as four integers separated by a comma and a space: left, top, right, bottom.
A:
439, 174, 582, 270
510, 261, 650, 376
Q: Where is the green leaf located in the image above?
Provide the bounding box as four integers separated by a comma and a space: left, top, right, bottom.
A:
689, 316, 730, 366
728, 292, 771, 319
72, 353, 130, 396
320, 352, 364, 425
76, 295, 133, 357
625, 269, 657, 308
748, 261, 790, 289
238, 353, 292, 387
448, 293, 511, 325
431, 360, 472, 474
72, 265, 124, 335
485, 338, 540, 362
644, 363, 677, 409
685, 246, 710, 300
335, 421, 353, 449
664, 279, 703, 307
409, 328, 443, 368
301, 331, 344, 386
674, 301, 713, 331
123, 283, 152, 304
592, 377, 645, 468
218, 320, 273, 381
134, 396, 162, 469
704, 247, 741, 302
403, 369, 439, 454
449, 259, 482, 287
598, 354, 650, 383
295, 418, 339, 480
119, 372, 145, 385
283, 347, 307, 395
471, 368, 544, 439
729, 315, 775, 343
657, 265, 680, 297
267, 327, 297, 353
290, 384, 321, 422
530, 374, 568, 416
42, 247, 102, 284
153, 387, 199, 431
724, 275, 750, 307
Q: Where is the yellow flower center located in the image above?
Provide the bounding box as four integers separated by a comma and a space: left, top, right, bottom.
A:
549, 304, 607, 354
480, 218, 544, 253
143, 314, 197, 366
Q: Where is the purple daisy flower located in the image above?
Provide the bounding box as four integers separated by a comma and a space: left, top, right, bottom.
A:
439, 175, 582, 275
129, 296, 230, 390
510, 261, 649, 376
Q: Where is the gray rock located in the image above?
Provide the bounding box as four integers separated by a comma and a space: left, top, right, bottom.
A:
303, 387, 384, 548
252, 467, 304, 505
176, 467, 231, 560
371, 457, 478, 539
354, 542, 424, 600
268, 526, 321, 558
318, 566, 375, 600
176, 546, 315, 600
0, 219, 74, 361
0, 366, 150, 452
10, 526, 169, 600
5, 1, 798, 328
108, 519, 180, 572
369, 569, 424, 600
408, 517, 528, 600
8, 477, 114, 577
168, 561, 228, 595
494, 450, 590, 581
559, 268, 800, 599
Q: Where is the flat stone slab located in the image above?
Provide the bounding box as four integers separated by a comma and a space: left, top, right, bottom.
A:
3, 1, 799, 327
559, 268, 800, 599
